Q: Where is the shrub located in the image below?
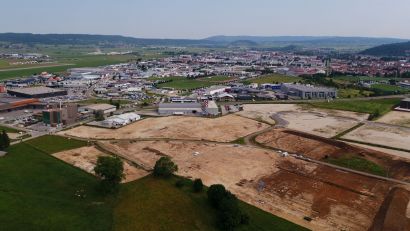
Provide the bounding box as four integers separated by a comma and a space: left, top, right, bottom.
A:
193, 178, 203, 192
153, 157, 178, 177
175, 179, 185, 188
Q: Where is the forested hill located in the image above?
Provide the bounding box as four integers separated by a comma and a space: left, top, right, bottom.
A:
0, 33, 218, 46
360, 41, 410, 56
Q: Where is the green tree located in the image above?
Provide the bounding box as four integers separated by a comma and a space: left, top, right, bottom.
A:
153, 157, 178, 177
94, 156, 124, 193
95, 110, 105, 121
193, 178, 203, 192
0, 130, 10, 150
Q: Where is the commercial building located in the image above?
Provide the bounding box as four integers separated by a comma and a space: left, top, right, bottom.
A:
280, 84, 337, 99
7, 87, 67, 98
158, 103, 203, 115
101, 113, 141, 128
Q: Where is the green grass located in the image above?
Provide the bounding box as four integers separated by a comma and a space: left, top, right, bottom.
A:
114, 176, 308, 231
0, 142, 114, 231
155, 76, 216, 90
232, 137, 246, 145
309, 98, 401, 115
325, 154, 387, 177
0, 125, 22, 133
1, 135, 306, 231
245, 74, 302, 85
371, 84, 410, 94
25, 135, 87, 154
76, 98, 131, 105
337, 88, 373, 98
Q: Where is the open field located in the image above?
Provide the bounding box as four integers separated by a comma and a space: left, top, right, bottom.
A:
0, 54, 135, 80
377, 110, 410, 127
309, 98, 402, 117
153, 76, 235, 90
59, 114, 270, 142
0, 143, 113, 231
237, 104, 367, 137
26, 135, 87, 154
255, 128, 410, 181
53, 146, 148, 183
98, 139, 404, 231
244, 74, 302, 84
342, 122, 410, 151
115, 176, 307, 231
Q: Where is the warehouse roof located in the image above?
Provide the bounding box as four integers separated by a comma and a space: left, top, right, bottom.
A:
82, 104, 116, 111
159, 103, 202, 109
402, 98, 410, 103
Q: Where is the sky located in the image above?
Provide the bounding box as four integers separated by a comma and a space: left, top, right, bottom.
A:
0, 0, 409, 39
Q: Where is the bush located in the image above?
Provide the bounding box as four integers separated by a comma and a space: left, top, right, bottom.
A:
0, 130, 10, 150
153, 157, 178, 177
175, 179, 185, 188
207, 184, 249, 230
193, 179, 203, 192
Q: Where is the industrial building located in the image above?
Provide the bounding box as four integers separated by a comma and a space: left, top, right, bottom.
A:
101, 113, 141, 128
79, 104, 117, 115
42, 103, 78, 127
280, 83, 337, 99
158, 103, 203, 115
0, 96, 40, 112
7, 87, 67, 98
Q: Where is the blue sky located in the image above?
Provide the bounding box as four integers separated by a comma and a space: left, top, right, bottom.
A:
1, 0, 409, 39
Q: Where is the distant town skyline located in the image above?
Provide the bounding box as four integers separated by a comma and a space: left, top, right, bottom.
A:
1, 0, 410, 39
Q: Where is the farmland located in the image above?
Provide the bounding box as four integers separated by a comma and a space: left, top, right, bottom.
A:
244, 74, 302, 84
0, 54, 135, 80
154, 76, 235, 90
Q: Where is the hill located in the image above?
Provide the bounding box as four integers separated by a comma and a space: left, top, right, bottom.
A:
205, 35, 406, 48
360, 41, 410, 56
0, 33, 407, 49
0, 33, 219, 47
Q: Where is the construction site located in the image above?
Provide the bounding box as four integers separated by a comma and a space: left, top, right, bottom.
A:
57, 103, 410, 231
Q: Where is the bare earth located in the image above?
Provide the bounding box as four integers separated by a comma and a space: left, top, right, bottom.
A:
52, 146, 148, 183
59, 114, 269, 142
343, 122, 410, 151
99, 140, 394, 231
237, 104, 367, 138
377, 111, 410, 128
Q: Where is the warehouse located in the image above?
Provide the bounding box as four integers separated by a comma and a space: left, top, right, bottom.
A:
7, 87, 67, 98
0, 96, 40, 112
158, 103, 203, 115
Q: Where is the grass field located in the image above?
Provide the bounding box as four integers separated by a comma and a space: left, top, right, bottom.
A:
25, 135, 87, 154
0, 54, 135, 80
155, 76, 221, 90
0, 142, 113, 231
371, 84, 410, 94
115, 176, 308, 231
325, 154, 387, 177
337, 88, 373, 98
0, 125, 22, 133
309, 98, 401, 116
76, 98, 132, 105
244, 74, 302, 85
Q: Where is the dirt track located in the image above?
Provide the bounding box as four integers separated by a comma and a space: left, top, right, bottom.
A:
59, 114, 269, 142
255, 128, 410, 183
53, 146, 148, 183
